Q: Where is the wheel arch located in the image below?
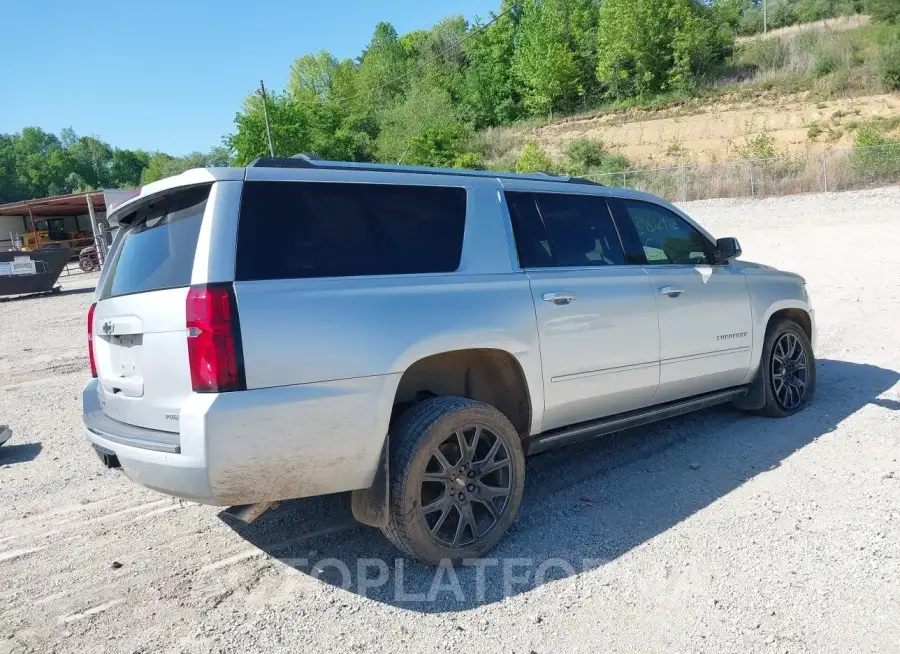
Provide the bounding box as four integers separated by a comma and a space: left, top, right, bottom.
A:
755, 299, 815, 367
352, 346, 537, 529
766, 307, 812, 343
737, 303, 815, 411
390, 348, 533, 437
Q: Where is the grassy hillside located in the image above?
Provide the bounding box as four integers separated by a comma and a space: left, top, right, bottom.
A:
479, 17, 900, 172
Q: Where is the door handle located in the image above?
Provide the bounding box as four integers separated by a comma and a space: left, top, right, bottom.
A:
658, 286, 684, 298
542, 291, 576, 305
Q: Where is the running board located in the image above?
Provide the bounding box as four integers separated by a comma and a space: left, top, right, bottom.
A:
524, 386, 748, 456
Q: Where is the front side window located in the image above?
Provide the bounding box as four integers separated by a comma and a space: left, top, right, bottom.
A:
614, 199, 711, 265
505, 191, 625, 268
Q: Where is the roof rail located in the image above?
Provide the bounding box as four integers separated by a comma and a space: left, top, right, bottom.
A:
246, 156, 603, 186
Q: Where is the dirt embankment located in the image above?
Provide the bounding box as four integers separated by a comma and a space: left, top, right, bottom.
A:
529, 92, 900, 165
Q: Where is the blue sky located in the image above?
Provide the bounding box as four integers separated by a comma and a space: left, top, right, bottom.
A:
2, 0, 500, 155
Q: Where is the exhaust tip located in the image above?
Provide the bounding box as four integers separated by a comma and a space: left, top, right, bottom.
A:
92, 443, 120, 469
222, 502, 277, 524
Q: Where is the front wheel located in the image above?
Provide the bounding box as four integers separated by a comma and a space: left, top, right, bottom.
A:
758, 318, 816, 417
381, 396, 525, 565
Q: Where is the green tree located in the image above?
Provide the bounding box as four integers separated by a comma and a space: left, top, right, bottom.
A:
563, 137, 630, 174
879, 30, 900, 90
11, 127, 75, 199
459, 0, 523, 126
110, 149, 150, 187
596, 0, 731, 99
323, 58, 379, 161
402, 17, 469, 103
711, 0, 754, 32
512, 0, 581, 117
516, 140, 553, 172
0, 135, 21, 203
867, 0, 900, 23
738, 6, 764, 34
288, 50, 341, 99
357, 22, 410, 109
766, 0, 799, 29
284, 50, 377, 162
68, 135, 114, 189
375, 85, 473, 166
139, 149, 235, 185
227, 92, 314, 166
139, 154, 177, 185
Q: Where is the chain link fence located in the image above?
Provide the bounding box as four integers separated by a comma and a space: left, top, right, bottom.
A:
587, 143, 900, 202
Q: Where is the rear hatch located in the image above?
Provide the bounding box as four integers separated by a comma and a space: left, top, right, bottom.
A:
91, 184, 211, 433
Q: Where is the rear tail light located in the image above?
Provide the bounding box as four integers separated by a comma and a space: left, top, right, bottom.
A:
186, 284, 245, 393
88, 303, 97, 378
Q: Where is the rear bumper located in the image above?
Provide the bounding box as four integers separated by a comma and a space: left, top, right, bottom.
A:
86, 427, 214, 502
81, 374, 399, 506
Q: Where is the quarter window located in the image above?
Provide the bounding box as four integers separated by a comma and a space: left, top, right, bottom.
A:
236, 182, 467, 280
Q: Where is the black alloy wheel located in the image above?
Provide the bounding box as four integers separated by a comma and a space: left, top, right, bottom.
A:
771, 331, 809, 410
419, 425, 513, 548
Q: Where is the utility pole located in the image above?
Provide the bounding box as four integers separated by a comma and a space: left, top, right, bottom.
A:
763, 0, 768, 34
259, 80, 276, 157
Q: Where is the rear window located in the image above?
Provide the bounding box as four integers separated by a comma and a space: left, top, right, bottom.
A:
235, 181, 467, 281
101, 185, 211, 299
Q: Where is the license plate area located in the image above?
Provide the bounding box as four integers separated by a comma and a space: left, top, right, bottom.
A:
111, 334, 142, 377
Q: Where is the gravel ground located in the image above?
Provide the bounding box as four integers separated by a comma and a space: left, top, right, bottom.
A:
1, 187, 899, 653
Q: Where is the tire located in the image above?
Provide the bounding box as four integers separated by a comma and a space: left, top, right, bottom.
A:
758, 318, 816, 417
380, 396, 525, 565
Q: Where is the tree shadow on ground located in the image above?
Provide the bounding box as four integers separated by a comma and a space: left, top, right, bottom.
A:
224, 358, 899, 612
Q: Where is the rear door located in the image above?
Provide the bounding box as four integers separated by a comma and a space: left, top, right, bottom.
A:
91, 184, 211, 432
609, 197, 753, 403
505, 191, 660, 430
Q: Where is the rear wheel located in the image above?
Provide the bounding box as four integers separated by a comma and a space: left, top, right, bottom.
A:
758, 318, 816, 417
381, 396, 525, 565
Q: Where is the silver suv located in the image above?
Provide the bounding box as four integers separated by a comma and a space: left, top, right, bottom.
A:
83, 157, 815, 564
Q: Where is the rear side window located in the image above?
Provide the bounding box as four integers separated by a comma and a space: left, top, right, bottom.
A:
101, 184, 211, 299
236, 182, 467, 280
505, 192, 554, 268
505, 191, 625, 268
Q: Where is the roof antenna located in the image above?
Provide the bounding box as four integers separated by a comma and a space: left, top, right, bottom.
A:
259, 80, 276, 157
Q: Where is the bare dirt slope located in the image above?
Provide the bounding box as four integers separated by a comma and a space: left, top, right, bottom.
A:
2, 187, 900, 653
530, 92, 900, 165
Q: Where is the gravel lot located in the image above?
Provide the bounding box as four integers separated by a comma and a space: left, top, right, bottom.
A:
2, 187, 899, 653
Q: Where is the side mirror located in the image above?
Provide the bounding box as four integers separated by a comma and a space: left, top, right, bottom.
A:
716, 237, 742, 262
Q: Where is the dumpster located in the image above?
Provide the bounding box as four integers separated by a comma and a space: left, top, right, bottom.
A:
0, 249, 72, 297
